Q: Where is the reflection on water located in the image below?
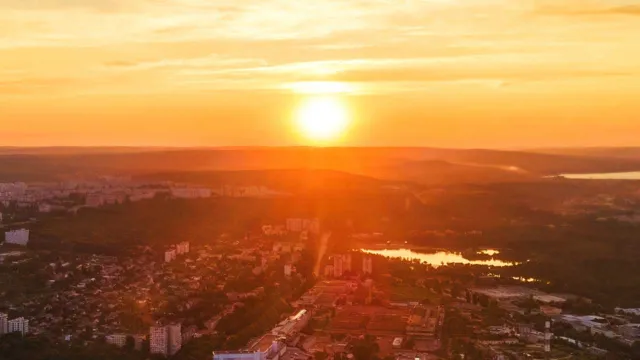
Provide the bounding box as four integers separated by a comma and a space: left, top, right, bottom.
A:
488, 273, 542, 283
559, 171, 640, 180
478, 249, 500, 256
361, 248, 516, 268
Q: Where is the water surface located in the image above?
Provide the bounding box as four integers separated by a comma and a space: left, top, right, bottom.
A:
362, 248, 516, 268
559, 172, 640, 180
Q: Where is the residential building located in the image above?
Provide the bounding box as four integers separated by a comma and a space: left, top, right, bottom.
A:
333, 256, 344, 278
168, 324, 182, 355
302, 218, 320, 235
165, 249, 177, 263
150, 326, 168, 356
363, 256, 373, 275
619, 324, 640, 339
8, 317, 29, 336
213, 336, 286, 360
286, 218, 320, 234
262, 225, 286, 236
106, 334, 128, 348
182, 325, 197, 343
271, 309, 311, 337
0, 313, 7, 335
286, 218, 303, 232
324, 265, 334, 277
5, 229, 29, 246
150, 324, 182, 357
406, 306, 440, 339
342, 254, 352, 272
176, 241, 190, 255
284, 264, 293, 277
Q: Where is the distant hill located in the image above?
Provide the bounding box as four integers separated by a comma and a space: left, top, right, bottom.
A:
137, 169, 388, 193
0, 146, 168, 155
371, 159, 535, 184
529, 147, 640, 160
2, 147, 640, 183
419, 148, 640, 175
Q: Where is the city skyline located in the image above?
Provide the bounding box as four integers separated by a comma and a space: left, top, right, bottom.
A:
2, 0, 640, 147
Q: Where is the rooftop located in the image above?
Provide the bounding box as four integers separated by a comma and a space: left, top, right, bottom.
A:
249, 334, 279, 353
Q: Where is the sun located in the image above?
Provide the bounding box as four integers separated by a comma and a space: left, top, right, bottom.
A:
296, 96, 349, 142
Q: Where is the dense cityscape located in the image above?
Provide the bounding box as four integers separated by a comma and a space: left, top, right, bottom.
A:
2, 163, 640, 360
3, 0, 640, 357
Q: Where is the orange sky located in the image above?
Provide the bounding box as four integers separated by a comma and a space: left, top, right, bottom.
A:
1, 0, 640, 147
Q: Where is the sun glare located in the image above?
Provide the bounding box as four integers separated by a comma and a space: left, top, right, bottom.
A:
296, 96, 349, 143
287, 81, 355, 94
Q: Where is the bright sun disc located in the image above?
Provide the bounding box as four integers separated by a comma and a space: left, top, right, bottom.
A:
296, 96, 349, 142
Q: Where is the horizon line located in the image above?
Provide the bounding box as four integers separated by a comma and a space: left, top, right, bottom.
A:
2, 145, 640, 150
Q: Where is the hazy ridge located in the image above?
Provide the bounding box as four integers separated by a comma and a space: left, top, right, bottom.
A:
2, 147, 640, 184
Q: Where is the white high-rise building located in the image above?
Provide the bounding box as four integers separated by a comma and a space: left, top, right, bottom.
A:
176, 242, 190, 255
150, 324, 182, 357
333, 255, 344, 278
303, 218, 321, 235
331, 254, 351, 278
287, 218, 320, 234
165, 249, 177, 263
168, 324, 182, 356
8, 317, 28, 336
286, 218, 303, 232
343, 254, 352, 272
0, 313, 8, 335
106, 334, 128, 348
5, 229, 29, 246
150, 326, 168, 356
363, 256, 373, 275
284, 264, 293, 277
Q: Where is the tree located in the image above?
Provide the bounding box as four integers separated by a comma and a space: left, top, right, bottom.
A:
314, 352, 329, 360
351, 335, 380, 360
631, 341, 640, 359
404, 337, 415, 350
124, 336, 135, 352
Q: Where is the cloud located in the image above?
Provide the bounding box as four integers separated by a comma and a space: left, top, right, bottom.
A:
103, 55, 268, 72
1, 0, 639, 97
535, 1, 640, 16
540, 6, 640, 16
0, 0, 149, 12
331, 68, 632, 84
104, 60, 138, 67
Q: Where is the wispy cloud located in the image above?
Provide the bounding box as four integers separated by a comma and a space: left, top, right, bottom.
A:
0, 0, 639, 96
535, 0, 640, 16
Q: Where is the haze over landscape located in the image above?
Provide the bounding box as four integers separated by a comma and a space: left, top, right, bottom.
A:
4, 1, 640, 360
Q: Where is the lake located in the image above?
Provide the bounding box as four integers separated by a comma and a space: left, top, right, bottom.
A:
559, 171, 640, 180
361, 248, 516, 268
